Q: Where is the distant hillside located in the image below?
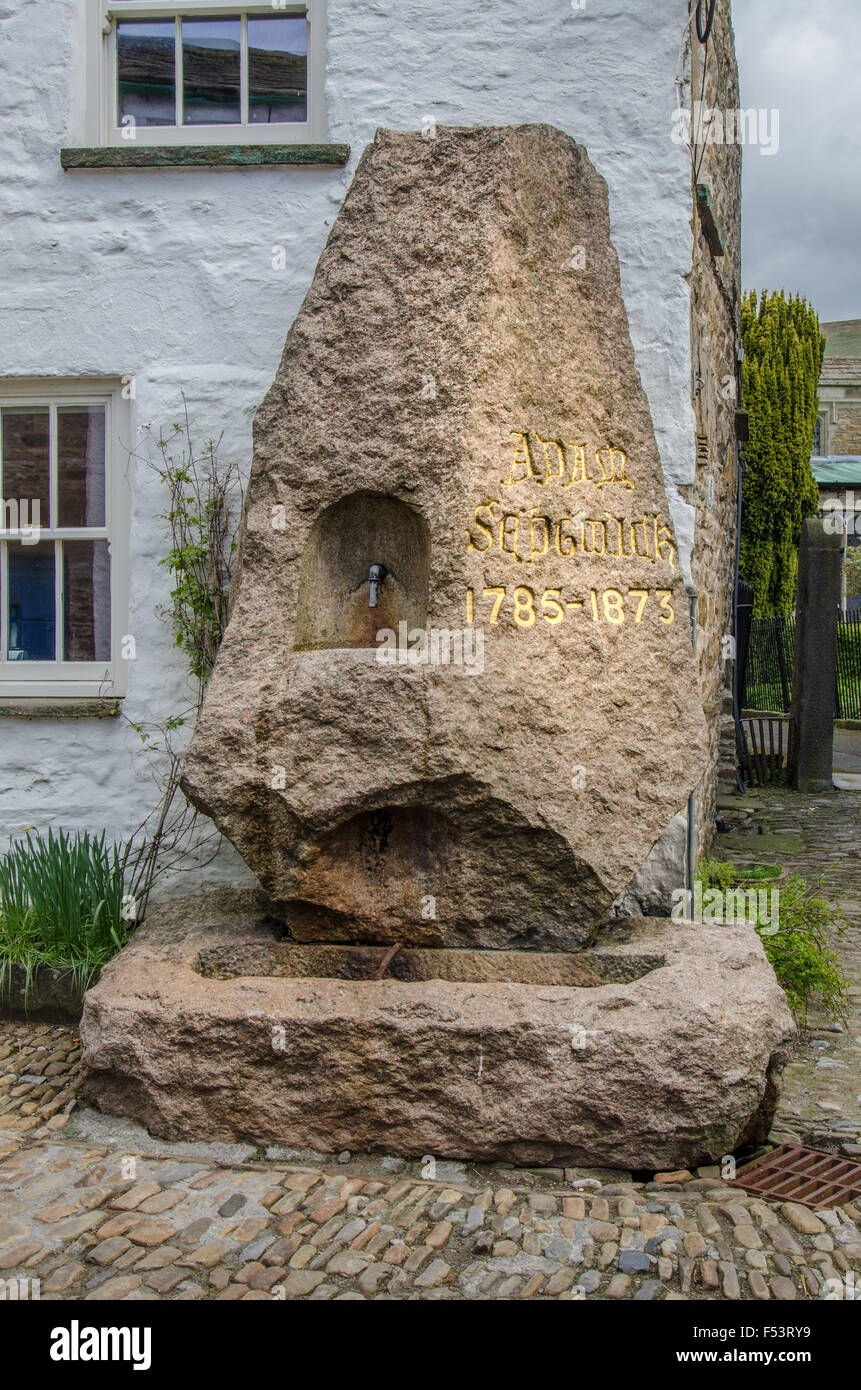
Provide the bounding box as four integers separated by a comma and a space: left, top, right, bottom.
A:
822, 320, 861, 359
118, 37, 306, 100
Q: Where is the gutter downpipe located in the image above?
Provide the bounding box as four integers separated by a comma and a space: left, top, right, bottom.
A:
687, 589, 698, 897
732, 439, 747, 792
733, 342, 747, 793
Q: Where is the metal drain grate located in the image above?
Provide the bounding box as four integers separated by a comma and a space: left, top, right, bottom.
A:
731, 1143, 861, 1210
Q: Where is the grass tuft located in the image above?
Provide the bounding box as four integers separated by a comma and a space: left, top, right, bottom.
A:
0, 828, 145, 1009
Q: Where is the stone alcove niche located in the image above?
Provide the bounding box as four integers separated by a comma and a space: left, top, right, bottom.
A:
292, 491, 430, 650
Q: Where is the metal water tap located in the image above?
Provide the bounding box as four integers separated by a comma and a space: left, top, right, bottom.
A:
368, 563, 387, 607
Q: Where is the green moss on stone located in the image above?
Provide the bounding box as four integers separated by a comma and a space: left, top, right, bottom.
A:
61, 144, 350, 170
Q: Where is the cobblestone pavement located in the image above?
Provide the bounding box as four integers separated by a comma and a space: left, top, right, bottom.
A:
717, 783, 861, 1158
2, 784, 861, 1301
1, 1019, 861, 1302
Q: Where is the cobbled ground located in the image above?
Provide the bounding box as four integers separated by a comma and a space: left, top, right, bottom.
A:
1, 782, 860, 1301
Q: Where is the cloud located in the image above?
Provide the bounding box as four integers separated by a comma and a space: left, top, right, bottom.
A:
734, 0, 861, 321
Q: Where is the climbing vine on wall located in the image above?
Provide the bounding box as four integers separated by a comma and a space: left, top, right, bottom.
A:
151, 403, 240, 688
126, 399, 243, 915
740, 291, 824, 616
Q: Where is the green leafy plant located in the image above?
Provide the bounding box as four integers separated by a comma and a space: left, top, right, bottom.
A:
695, 857, 735, 893
758, 873, 849, 1023
845, 546, 861, 601
698, 861, 781, 884
740, 290, 824, 616
0, 828, 145, 1007
696, 857, 848, 1024
124, 398, 242, 916
731, 863, 782, 881
148, 400, 239, 686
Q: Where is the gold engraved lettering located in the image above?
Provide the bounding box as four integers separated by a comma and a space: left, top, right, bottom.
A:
629, 589, 649, 623
541, 589, 565, 623
500, 511, 523, 562
501, 430, 539, 487
527, 509, 551, 565
580, 517, 607, 556
555, 515, 577, 556
513, 587, 536, 627
629, 515, 654, 563
602, 588, 625, 624
483, 587, 506, 623
535, 434, 567, 486
594, 447, 634, 491
467, 585, 676, 631
561, 443, 590, 489
466, 501, 497, 553
654, 517, 678, 571
656, 589, 675, 623
609, 514, 632, 558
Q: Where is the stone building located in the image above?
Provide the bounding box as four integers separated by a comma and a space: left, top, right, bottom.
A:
0, 0, 742, 904
815, 320, 861, 457
812, 457, 861, 614
685, 1, 744, 850
811, 322, 861, 613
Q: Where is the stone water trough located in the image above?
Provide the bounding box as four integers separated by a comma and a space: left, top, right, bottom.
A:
80, 126, 795, 1168
81, 887, 793, 1169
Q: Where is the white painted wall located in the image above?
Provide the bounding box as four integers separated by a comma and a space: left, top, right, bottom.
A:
0, 0, 697, 894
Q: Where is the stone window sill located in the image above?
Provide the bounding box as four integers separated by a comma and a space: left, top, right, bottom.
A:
60, 144, 350, 171
0, 698, 123, 719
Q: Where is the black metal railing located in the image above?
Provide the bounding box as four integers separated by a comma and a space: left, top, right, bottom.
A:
741, 611, 861, 720
741, 615, 795, 713
835, 611, 861, 719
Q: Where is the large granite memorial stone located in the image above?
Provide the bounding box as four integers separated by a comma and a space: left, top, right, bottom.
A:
181, 125, 709, 947
81, 127, 794, 1168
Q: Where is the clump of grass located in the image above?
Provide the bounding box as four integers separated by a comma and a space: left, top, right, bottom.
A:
0, 828, 144, 1008
696, 859, 781, 887
727, 863, 782, 882
696, 857, 849, 1025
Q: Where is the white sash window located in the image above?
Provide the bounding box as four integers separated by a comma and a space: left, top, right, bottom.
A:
0, 380, 131, 699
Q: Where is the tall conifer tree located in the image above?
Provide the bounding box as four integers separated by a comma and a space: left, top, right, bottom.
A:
740, 291, 824, 615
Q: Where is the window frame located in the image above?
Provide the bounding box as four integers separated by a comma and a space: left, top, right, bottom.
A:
0, 378, 131, 700
86, 0, 326, 148
816, 410, 832, 457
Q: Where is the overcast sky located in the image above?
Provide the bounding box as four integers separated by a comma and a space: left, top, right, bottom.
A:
733, 0, 861, 324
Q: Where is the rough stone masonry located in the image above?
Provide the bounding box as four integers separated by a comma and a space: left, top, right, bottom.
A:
181, 124, 709, 946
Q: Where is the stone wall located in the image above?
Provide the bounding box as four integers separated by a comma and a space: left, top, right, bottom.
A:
818, 362, 861, 454
684, 4, 743, 844
830, 409, 861, 455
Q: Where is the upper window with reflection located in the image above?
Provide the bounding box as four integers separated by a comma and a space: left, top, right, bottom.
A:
111, 7, 311, 137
